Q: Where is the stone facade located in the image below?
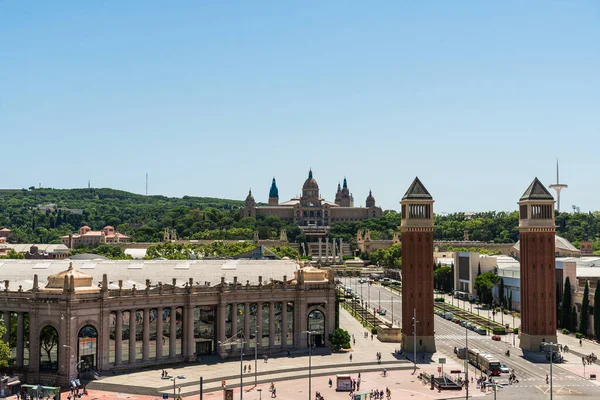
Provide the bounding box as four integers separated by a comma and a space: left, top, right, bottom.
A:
0, 260, 335, 388
240, 170, 382, 227
518, 178, 558, 351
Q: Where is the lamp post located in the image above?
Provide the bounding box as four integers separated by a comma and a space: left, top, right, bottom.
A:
464, 321, 469, 400
254, 330, 258, 386
360, 282, 364, 323
62, 344, 75, 380
550, 342, 554, 400
218, 332, 246, 400
302, 331, 317, 400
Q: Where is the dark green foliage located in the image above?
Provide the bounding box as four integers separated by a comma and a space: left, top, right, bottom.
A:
369, 243, 401, 268
594, 280, 600, 340
70, 244, 132, 259
330, 328, 351, 350
580, 281, 590, 335
562, 277, 573, 329
0, 188, 297, 244
434, 266, 453, 292
474, 272, 500, 305
571, 305, 578, 333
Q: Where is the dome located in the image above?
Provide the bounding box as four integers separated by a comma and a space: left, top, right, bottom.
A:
302, 169, 319, 190
245, 189, 255, 202
366, 190, 376, 207
44, 262, 100, 292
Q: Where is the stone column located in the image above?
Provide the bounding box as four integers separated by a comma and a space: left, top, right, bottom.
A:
115, 310, 123, 364
325, 238, 330, 262
28, 308, 39, 375
156, 307, 163, 358
339, 238, 343, 261
281, 302, 288, 348
16, 312, 24, 367
269, 302, 275, 348
244, 302, 250, 351
256, 302, 262, 350
217, 303, 226, 351
142, 308, 150, 361
2, 311, 9, 343
185, 306, 196, 360
231, 302, 238, 351
129, 309, 136, 364
318, 238, 322, 261
169, 307, 177, 357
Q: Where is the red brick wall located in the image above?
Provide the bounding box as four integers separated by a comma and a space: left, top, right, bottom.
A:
520, 230, 556, 336
401, 228, 435, 338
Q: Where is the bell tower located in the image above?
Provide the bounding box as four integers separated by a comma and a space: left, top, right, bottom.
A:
268, 177, 279, 206
518, 177, 557, 351
401, 177, 436, 352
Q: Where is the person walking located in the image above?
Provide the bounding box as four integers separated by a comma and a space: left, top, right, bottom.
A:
349, 354, 353, 362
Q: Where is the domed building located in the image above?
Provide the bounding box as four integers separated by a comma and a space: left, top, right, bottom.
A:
240, 169, 382, 231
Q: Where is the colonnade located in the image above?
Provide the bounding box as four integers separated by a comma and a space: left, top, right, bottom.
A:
1, 310, 27, 368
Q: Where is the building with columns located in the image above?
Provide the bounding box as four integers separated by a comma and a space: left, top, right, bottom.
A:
518, 178, 558, 351
240, 170, 382, 228
400, 177, 436, 352
0, 259, 335, 387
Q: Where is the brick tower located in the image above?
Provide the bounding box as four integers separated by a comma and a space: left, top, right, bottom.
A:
401, 177, 436, 352
518, 177, 557, 351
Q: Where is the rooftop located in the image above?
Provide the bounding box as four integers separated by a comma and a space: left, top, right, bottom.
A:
0, 259, 301, 291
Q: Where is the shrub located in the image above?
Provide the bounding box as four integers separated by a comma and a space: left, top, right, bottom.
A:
562, 328, 570, 335
330, 328, 351, 351
434, 298, 445, 302
576, 332, 584, 339
492, 328, 506, 335
371, 327, 378, 335
513, 328, 518, 334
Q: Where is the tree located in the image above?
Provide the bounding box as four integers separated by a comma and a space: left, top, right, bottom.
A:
477, 263, 481, 276
580, 280, 590, 335
556, 282, 562, 327
272, 246, 300, 259
594, 279, 600, 341
571, 305, 578, 333
40, 326, 59, 369
508, 290, 513, 311
330, 328, 351, 351
562, 277, 573, 330
474, 272, 500, 305
434, 266, 453, 293
0, 323, 10, 368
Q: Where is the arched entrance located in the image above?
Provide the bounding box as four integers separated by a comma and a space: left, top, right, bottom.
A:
77, 325, 98, 372
307, 309, 325, 347
39, 326, 59, 371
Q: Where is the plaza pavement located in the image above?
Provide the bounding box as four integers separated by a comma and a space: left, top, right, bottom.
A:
88, 308, 474, 400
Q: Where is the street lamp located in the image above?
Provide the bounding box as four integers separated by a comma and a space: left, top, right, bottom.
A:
254, 330, 258, 386
218, 332, 246, 400
170, 375, 185, 399
302, 331, 317, 400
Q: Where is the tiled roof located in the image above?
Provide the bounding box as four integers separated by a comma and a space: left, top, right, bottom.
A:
520, 177, 554, 201
402, 177, 433, 200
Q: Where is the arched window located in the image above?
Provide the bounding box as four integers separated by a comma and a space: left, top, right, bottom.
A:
39, 326, 59, 371
78, 325, 98, 371
307, 309, 326, 347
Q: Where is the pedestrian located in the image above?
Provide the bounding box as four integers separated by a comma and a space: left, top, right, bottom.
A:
350, 354, 353, 362
244, 365, 247, 373
248, 364, 251, 372
580, 339, 583, 347
371, 334, 374, 341
329, 378, 332, 387
546, 374, 549, 384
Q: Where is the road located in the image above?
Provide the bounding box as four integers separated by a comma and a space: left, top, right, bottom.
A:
343, 277, 600, 398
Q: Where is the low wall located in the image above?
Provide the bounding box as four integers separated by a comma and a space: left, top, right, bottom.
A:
377, 326, 402, 343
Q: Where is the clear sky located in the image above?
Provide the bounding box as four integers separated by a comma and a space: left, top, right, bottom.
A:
1, 1, 599, 213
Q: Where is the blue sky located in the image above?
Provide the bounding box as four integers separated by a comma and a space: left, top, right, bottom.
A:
1, 1, 599, 213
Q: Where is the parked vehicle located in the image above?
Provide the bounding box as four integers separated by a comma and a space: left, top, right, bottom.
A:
492, 334, 501, 341
500, 364, 510, 373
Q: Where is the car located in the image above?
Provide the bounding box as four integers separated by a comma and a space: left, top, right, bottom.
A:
500, 364, 509, 373
492, 334, 501, 341
379, 310, 387, 316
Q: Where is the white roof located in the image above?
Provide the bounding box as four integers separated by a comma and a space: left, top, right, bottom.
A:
512, 234, 579, 253
8, 244, 69, 253
0, 259, 301, 291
